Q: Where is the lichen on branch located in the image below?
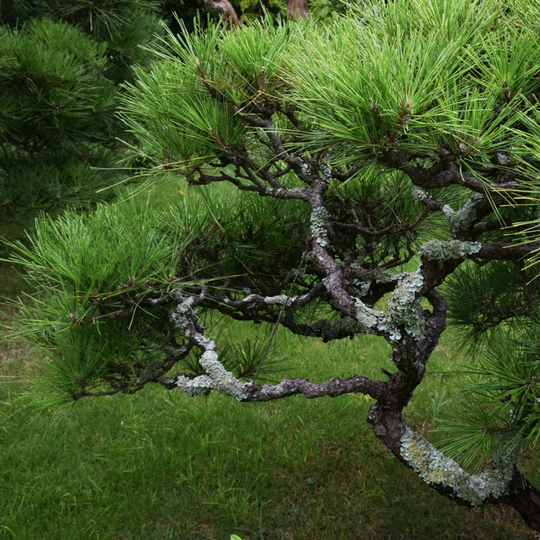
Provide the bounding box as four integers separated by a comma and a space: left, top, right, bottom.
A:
400, 427, 516, 507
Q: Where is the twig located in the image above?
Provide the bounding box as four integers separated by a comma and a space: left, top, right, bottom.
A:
253, 243, 309, 383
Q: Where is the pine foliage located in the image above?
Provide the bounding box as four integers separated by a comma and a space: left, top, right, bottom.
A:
0, 1, 164, 224
0, 19, 120, 218
7, 188, 308, 400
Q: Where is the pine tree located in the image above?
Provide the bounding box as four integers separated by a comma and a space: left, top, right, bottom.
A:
0, 1, 163, 225
8, 0, 540, 531
0, 18, 119, 220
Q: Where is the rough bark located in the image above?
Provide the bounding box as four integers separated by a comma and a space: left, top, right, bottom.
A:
505, 468, 540, 531
205, 0, 242, 28
203, 0, 309, 29
287, 0, 308, 19
366, 405, 540, 531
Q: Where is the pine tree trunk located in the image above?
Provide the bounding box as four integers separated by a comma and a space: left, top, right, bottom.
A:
506, 470, 540, 532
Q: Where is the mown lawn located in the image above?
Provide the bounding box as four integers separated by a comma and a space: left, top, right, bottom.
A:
0, 261, 537, 539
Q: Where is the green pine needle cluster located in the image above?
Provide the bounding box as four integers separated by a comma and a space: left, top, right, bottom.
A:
5, 188, 308, 401
0, 19, 121, 217
435, 326, 540, 470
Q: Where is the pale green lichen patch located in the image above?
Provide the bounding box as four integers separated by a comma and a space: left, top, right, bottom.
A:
400, 427, 515, 506
375, 270, 407, 284
170, 297, 196, 335
176, 374, 213, 397
377, 272, 425, 341
419, 240, 481, 261
198, 349, 245, 396
320, 163, 332, 183
175, 346, 246, 398
306, 315, 375, 339
447, 199, 478, 232
172, 301, 246, 399
411, 185, 429, 202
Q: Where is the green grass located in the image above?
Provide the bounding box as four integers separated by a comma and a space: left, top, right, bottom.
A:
0, 263, 536, 539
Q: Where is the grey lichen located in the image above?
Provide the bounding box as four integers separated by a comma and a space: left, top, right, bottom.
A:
442, 204, 454, 220
165, 344, 188, 357
172, 300, 246, 399
175, 345, 246, 398
320, 163, 332, 184
175, 374, 214, 397
311, 207, 330, 247
264, 294, 297, 306
354, 298, 380, 330
306, 315, 375, 339
170, 296, 197, 337
349, 279, 371, 298
377, 272, 425, 341
446, 199, 478, 233
375, 270, 407, 284
198, 349, 245, 396
400, 427, 515, 506
496, 152, 511, 165
420, 240, 481, 261
411, 185, 429, 202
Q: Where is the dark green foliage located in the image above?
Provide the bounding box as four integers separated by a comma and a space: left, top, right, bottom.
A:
0, 0, 48, 26
444, 260, 537, 347
159, 0, 221, 35
435, 324, 540, 469
325, 170, 446, 266
43, 0, 163, 84
0, 0, 165, 225
0, 19, 122, 220
1, 1, 164, 82
438, 259, 540, 467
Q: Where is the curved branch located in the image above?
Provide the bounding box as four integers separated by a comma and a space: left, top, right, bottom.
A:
242, 375, 385, 401
367, 405, 540, 531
